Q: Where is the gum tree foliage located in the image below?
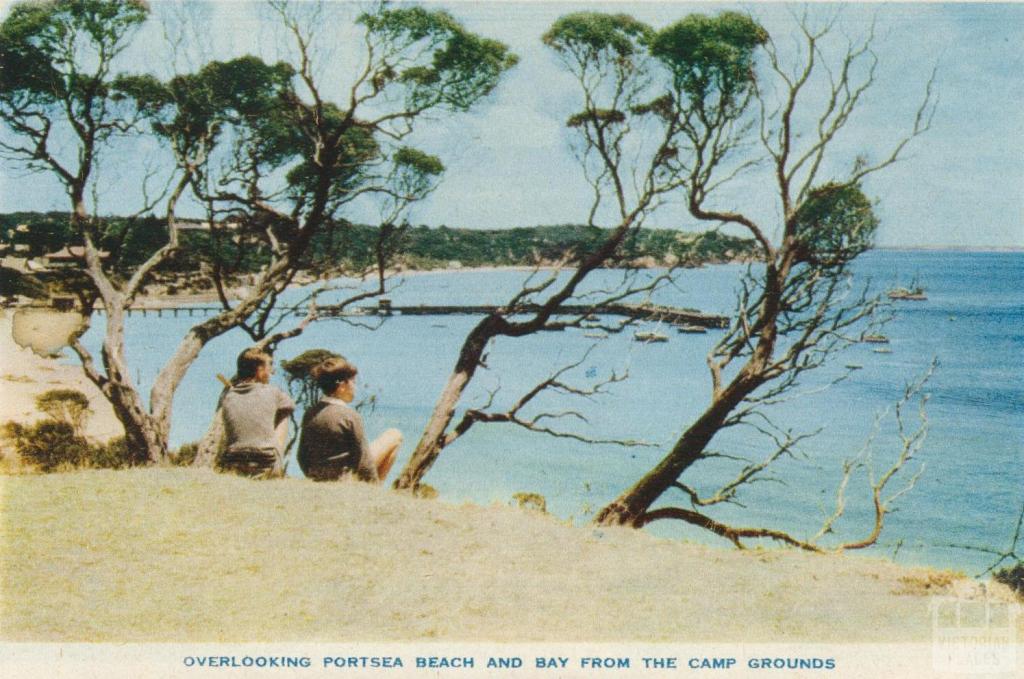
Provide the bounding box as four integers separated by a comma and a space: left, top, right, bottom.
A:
582, 9, 935, 553
393, 11, 728, 489
280, 349, 343, 411
0, 0, 516, 463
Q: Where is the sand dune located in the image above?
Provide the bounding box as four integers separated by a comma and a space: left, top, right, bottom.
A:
0, 310, 122, 445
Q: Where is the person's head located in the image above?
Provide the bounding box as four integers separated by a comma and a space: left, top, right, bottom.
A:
311, 357, 358, 402
236, 347, 273, 384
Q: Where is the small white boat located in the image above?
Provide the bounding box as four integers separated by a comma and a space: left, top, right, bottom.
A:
634, 331, 668, 343
887, 287, 927, 301
888, 274, 927, 301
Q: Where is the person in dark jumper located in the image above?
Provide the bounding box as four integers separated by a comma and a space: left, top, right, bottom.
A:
298, 357, 401, 483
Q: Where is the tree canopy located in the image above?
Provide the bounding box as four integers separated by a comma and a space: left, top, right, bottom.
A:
650, 12, 767, 105
542, 12, 654, 58
358, 6, 518, 112
792, 183, 879, 269
0, 0, 520, 464
0, 0, 147, 99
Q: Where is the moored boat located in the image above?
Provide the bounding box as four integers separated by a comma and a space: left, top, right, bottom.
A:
887, 286, 927, 301
634, 331, 669, 343
888, 275, 927, 301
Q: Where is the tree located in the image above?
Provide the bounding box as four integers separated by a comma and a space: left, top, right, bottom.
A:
0, 0, 517, 462
0, 0, 164, 459
589, 10, 936, 551
393, 11, 716, 490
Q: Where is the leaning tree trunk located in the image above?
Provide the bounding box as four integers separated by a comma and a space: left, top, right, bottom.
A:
97, 307, 168, 463
193, 405, 224, 468
66, 194, 168, 463
148, 322, 223, 453
107, 390, 167, 465
393, 316, 502, 490
595, 261, 788, 525
148, 291, 274, 464
594, 371, 763, 526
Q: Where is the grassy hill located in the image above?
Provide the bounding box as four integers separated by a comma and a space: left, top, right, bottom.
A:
2, 467, 1006, 642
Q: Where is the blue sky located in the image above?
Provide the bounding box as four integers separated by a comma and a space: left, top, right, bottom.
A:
1, 1, 1022, 247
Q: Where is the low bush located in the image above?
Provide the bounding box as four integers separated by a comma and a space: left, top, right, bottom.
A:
88, 437, 138, 469
35, 389, 91, 434
2, 389, 143, 472
2, 422, 140, 472
3, 421, 90, 471
171, 442, 199, 467
281, 348, 344, 409
994, 562, 1024, 599
512, 492, 548, 513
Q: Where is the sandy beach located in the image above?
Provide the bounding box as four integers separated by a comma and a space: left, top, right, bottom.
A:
2, 467, 1019, 642
0, 310, 123, 448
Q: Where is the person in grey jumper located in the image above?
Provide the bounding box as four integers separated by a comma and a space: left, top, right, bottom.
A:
217, 347, 295, 478
298, 357, 401, 482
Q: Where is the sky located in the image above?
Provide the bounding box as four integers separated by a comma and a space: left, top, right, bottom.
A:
0, 0, 1022, 248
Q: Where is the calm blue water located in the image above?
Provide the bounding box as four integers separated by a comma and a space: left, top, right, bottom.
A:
77, 251, 1023, 573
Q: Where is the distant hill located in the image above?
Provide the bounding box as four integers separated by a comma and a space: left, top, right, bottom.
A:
0, 212, 759, 277
393, 223, 759, 270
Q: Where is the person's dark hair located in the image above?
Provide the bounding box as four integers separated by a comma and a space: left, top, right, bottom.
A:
236, 347, 272, 382
311, 357, 358, 395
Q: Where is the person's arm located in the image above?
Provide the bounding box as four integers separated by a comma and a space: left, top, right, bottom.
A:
349, 410, 377, 482
274, 388, 296, 453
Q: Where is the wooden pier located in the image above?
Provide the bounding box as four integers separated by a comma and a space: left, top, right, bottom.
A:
355, 302, 729, 328
41, 300, 728, 328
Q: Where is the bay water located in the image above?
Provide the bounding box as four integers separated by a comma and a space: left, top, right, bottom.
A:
77, 250, 1023, 574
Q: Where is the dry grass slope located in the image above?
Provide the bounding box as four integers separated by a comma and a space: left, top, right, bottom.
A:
1, 468, 1018, 642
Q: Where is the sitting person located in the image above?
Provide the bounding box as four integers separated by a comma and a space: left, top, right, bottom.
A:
298, 357, 401, 483
217, 347, 295, 478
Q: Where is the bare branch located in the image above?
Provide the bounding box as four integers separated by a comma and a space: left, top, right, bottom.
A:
445, 346, 656, 450
639, 506, 824, 552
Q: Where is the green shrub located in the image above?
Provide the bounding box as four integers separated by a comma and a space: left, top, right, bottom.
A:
171, 442, 199, 467
87, 437, 137, 469
512, 492, 548, 513
35, 389, 91, 434
2, 388, 142, 471
994, 562, 1024, 598
3, 422, 140, 472
281, 349, 344, 380
3, 421, 90, 471
281, 349, 344, 409
413, 483, 438, 500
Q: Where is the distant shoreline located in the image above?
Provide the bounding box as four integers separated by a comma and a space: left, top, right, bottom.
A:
875, 245, 1024, 253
